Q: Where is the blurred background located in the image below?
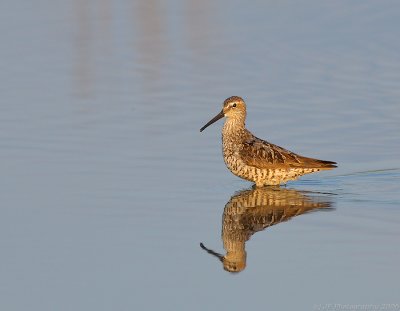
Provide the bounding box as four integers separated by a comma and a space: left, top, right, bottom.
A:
1, 1, 399, 310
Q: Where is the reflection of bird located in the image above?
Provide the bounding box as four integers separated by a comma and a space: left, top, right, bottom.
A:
200, 96, 337, 186
200, 187, 334, 273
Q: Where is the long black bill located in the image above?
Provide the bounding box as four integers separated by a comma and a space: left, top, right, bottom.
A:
200, 110, 224, 132
200, 242, 224, 262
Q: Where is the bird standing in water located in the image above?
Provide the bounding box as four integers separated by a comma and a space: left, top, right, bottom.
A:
200, 96, 336, 186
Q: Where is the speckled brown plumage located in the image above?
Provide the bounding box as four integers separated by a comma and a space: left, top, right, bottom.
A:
200, 96, 337, 186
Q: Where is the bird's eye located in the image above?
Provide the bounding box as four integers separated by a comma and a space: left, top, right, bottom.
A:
232, 103, 236, 108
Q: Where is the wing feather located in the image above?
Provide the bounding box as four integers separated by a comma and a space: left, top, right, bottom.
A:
239, 135, 337, 170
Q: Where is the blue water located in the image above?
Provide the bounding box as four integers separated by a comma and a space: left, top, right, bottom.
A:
1, 1, 399, 310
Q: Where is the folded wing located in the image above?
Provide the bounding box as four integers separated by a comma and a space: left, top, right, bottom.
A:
239, 136, 337, 170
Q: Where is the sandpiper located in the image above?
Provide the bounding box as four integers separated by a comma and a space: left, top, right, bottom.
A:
200, 96, 336, 186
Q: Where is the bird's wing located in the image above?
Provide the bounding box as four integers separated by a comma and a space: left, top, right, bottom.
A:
239, 136, 336, 169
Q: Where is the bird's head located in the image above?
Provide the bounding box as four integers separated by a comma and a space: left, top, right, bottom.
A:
200, 96, 246, 132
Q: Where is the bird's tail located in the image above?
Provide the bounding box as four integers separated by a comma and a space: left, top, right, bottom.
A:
297, 157, 337, 170
316, 159, 337, 168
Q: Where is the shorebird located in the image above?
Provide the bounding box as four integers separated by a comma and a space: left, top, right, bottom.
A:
200, 96, 336, 186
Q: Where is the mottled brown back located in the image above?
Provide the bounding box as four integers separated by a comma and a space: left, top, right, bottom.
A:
240, 131, 337, 170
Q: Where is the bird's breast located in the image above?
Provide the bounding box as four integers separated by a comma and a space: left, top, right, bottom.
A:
222, 133, 242, 157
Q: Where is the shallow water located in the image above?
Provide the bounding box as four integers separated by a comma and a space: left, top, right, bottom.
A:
1, 1, 400, 310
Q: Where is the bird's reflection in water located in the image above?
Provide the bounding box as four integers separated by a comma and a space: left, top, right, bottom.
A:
200, 187, 334, 273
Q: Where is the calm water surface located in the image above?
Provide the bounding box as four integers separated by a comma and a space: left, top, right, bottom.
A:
1, 1, 400, 310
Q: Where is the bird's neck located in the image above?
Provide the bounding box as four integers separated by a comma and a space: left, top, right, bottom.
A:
222, 117, 245, 137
